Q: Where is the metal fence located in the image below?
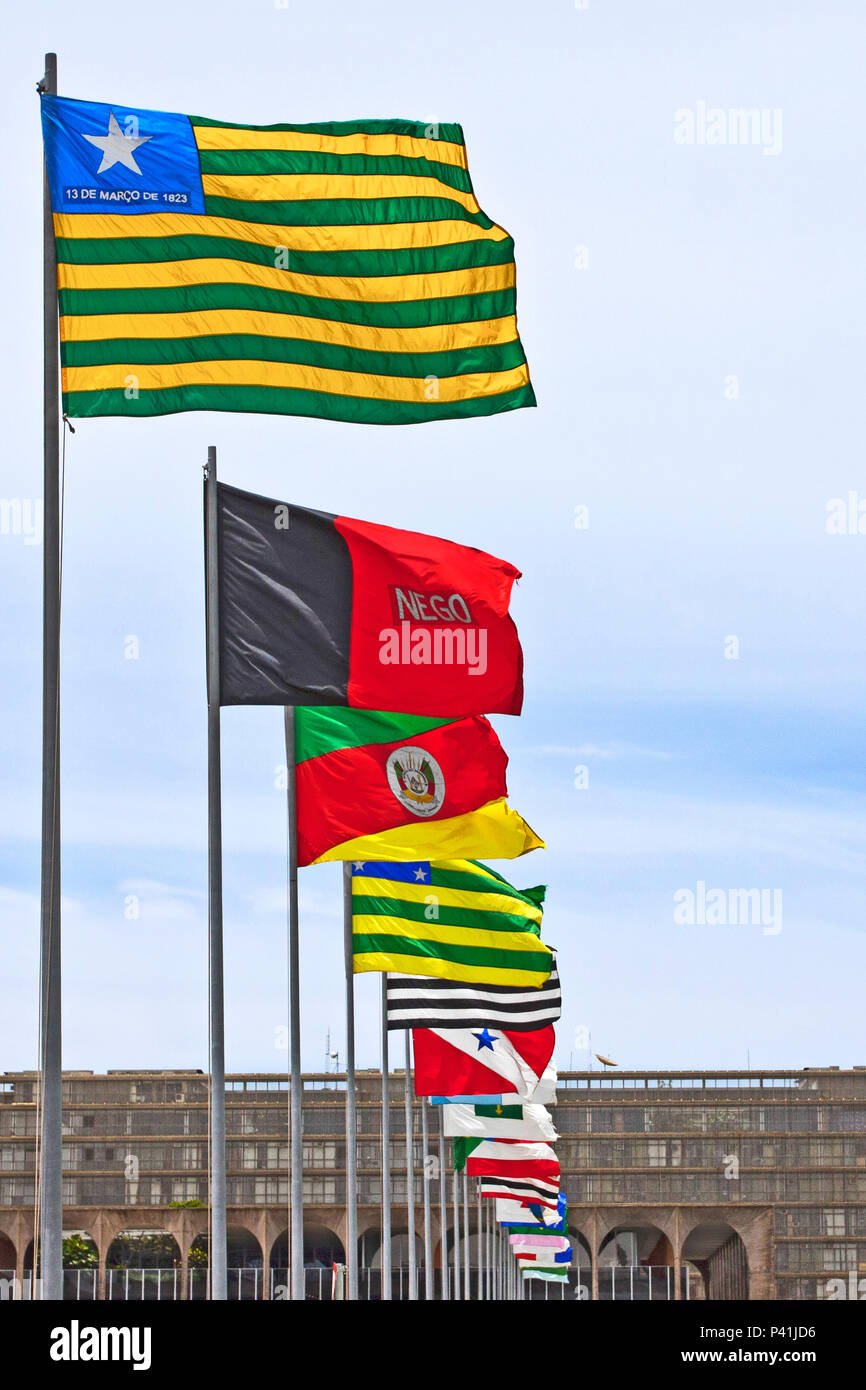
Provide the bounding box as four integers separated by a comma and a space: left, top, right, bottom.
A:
0, 1263, 689, 1301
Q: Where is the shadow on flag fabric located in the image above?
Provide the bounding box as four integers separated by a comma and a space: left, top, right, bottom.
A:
351, 859, 550, 988
215, 482, 524, 716
293, 707, 543, 866
41, 94, 535, 425
411, 1025, 554, 1100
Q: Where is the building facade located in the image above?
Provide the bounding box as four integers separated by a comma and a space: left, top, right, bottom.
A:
1, 1066, 864, 1300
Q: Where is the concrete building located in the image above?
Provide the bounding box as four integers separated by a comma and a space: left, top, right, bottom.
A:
1, 1066, 864, 1300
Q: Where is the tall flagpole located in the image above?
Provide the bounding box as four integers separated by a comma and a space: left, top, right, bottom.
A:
37, 49, 63, 1305
463, 1168, 470, 1298
380, 977, 391, 1300
452, 1163, 460, 1299
341, 864, 358, 1299
204, 449, 227, 1300
404, 1031, 416, 1300
476, 1184, 483, 1300
437, 1124, 448, 1301
420, 1101, 433, 1300
283, 707, 304, 1299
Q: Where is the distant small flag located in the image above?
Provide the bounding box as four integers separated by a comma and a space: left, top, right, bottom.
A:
386, 957, 560, 1031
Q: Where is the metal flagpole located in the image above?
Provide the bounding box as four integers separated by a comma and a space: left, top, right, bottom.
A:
37, 48, 62, 1305
204, 449, 227, 1300
486, 1198, 492, 1300
437, 1125, 448, 1301
452, 1163, 460, 1299
341, 865, 358, 1299
283, 707, 304, 1299
380, 977, 391, 1300
404, 1031, 416, 1299
476, 1184, 483, 1300
420, 1101, 433, 1300
463, 1168, 470, 1299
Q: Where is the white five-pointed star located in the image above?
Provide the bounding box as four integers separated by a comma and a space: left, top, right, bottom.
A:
352, 861, 366, 872
413, 866, 428, 881
82, 112, 152, 175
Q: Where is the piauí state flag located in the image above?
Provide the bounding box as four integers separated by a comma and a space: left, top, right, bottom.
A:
354, 859, 550, 989
41, 95, 535, 425
411, 1026, 554, 1100
217, 482, 523, 716
293, 707, 543, 866
442, 1100, 557, 1143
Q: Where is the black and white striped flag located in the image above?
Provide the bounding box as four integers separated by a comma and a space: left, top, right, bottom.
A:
386, 959, 561, 1032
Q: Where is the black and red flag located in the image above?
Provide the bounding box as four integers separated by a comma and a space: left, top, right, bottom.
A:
215, 483, 524, 716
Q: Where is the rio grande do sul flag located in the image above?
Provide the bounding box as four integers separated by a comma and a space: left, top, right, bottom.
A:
216, 482, 523, 716
41, 95, 535, 425
293, 707, 543, 866
411, 1025, 554, 1100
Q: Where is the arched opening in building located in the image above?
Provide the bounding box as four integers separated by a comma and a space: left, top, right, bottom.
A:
682, 1221, 749, 1300
189, 1227, 263, 1269
0, 1231, 16, 1273
268, 1225, 345, 1270
62, 1231, 98, 1268
597, 1223, 678, 1300
362, 1227, 422, 1270
106, 1229, 182, 1269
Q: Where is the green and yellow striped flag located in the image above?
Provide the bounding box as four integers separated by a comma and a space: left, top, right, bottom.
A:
41, 94, 535, 425
351, 858, 551, 987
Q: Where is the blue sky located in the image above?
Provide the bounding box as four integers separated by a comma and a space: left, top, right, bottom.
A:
2, 1, 865, 1075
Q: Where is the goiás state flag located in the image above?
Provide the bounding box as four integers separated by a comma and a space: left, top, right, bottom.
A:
442, 1100, 557, 1143
42, 95, 535, 427
353, 859, 550, 989
294, 707, 543, 866
453, 1137, 560, 1208
411, 1025, 554, 1100
216, 482, 523, 716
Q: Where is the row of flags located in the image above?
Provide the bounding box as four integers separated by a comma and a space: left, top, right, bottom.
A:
40, 83, 544, 1297
389, 878, 570, 1285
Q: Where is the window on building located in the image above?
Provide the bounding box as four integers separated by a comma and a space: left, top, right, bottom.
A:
302, 1141, 337, 1169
